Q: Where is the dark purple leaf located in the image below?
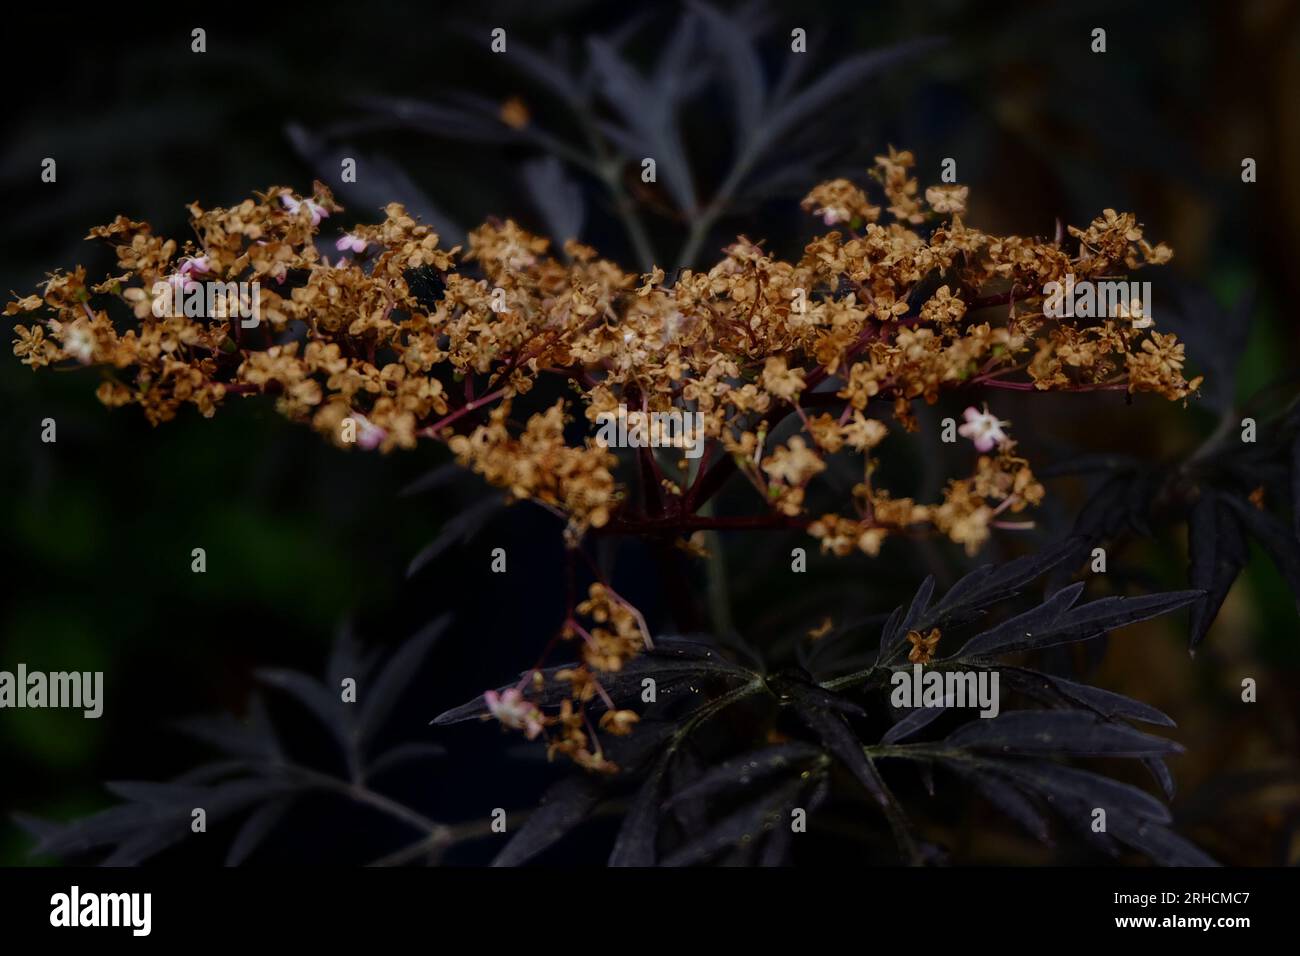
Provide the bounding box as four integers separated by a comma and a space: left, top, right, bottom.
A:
521, 156, 586, 246
952, 582, 1084, 658
492, 775, 606, 867
406, 497, 503, 579
399, 462, 468, 498
609, 747, 674, 866
1109, 816, 1218, 866
877, 575, 935, 664
999, 668, 1175, 727
693, 2, 765, 140
660, 777, 804, 867
253, 669, 347, 749
955, 587, 1202, 658
880, 698, 957, 745
225, 796, 295, 866
947, 764, 1052, 844
946, 711, 1183, 757
367, 743, 447, 778
664, 742, 822, 808
790, 703, 888, 807
1188, 492, 1248, 648
1143, 757, 1177, 801
929, 536, 1084, 625
356, 616, 449, 746
1224, 495, 1300, 614
755, 39, 943, 156
984, 760, 1172, 825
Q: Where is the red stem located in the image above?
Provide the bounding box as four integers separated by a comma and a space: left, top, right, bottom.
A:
418, 387, 507, 437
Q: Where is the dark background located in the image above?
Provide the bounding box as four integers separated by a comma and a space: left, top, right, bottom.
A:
2, 0, 1298, 864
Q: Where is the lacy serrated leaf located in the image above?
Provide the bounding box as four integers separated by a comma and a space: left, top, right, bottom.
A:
609, 747, 673, 866
660, 777, 805, 867
250, 665, 345, 749
173, 702, 282, 763
225, 796, 295, 866
1187, 492, 1249, 648
754, 38, 942, 159
880, 697, 959, 745
981, 759, 1172, 825
1163, 280, 1253, 415
664, 742, 823, 809
492, 774, 606, 867
693, 1, 765, 141
1109, 815, 1218, 866
953, 587, 1201, 659
255, 668, 347, 749
789, 701, 888, 807
399, 461, 468, 498
948, 764, 1052, 844
587, 37, 697, 213
522, 155, 586, 247
366, 742, 447, 778
406, 497, 503, 579
927, 536, 1084, 627
998, 667, 1175, 727
877, 574, 935, 664
1223, 495, 1300, 614
356, 615, 449, 748
945, 710, 1183, 758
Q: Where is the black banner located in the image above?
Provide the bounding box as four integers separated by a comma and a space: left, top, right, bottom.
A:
0, 866, 1289, 942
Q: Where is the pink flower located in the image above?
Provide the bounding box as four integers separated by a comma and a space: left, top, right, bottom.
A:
350, 411, 387, 450
484, 688, 544, 739
280, 192, 329, 226
335, 233, 367, 255
178, 255, 211, 277
166, 271, 200, 294
817, 206, 848, 226
958, 405, 1010, 452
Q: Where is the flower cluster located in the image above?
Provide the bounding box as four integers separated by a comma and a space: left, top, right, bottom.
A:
9, 152, 1201, 769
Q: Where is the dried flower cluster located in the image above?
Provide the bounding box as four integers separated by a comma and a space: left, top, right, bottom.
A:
9, 149, 1200, 770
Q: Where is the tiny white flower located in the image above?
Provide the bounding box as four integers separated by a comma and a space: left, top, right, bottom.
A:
335, 233, 367, 255
817, 206, 849, 226
958, 404, 1010, 452
484, 687, 544, 739
280, 192, 329, 226
62, 321, 95, 364
351, 411, 387, 450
